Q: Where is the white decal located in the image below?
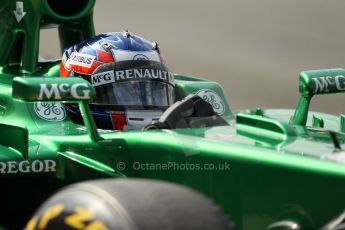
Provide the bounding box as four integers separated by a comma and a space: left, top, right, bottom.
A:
67, 52, 96, 68
70, 83, 91, 99
133, 54, 149, 60
13, 1, 26, 23
91, 71, 115, 86
38, 83, 91, 100
38, 83, 61, 100
312, 75, 345, 93
0, 160, 57, 174
196, 89, 225, 115
114, 50, 160, 62
114, 68, 174, 85
34, 102, 66, 121
124, 110, 163, 131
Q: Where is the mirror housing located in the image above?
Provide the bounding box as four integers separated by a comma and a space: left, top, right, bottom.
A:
13, 77, 100, 142
299, 68, 345, 97
12, 77, 95, 102
291, 68, 345, 126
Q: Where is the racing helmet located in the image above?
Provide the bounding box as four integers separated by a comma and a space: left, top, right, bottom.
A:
60, 31, 175, 131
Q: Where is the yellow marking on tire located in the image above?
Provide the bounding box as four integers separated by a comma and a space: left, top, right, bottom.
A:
38, 204, 64, 229
64, 207, 94, 229
24, 216, 38, 230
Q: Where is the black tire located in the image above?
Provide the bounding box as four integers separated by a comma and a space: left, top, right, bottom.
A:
25, 179, 234, 230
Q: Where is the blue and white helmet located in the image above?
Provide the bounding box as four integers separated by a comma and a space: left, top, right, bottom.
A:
61, 31, 175, 131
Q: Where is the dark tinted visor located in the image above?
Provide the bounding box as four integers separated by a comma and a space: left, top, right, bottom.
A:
83, 61, 175, 110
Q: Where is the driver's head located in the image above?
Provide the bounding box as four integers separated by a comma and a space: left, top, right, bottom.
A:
60, 31, 175, 131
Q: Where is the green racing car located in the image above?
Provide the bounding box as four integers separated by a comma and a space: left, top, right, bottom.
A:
0, 0, 345, 229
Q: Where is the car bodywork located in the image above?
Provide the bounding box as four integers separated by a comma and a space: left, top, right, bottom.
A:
0, 0, 345, 229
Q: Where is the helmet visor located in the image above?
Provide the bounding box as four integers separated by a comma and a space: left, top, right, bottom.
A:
85, 61, 175, 110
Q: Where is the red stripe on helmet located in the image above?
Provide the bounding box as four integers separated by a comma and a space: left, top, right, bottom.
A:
97, 50, 114, 63
60, 62, 70, 77
111, 113, 127, 131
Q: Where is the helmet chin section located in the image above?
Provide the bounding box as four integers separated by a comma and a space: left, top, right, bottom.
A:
124, 110, 163, 131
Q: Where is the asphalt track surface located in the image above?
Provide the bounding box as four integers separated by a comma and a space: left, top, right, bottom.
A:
40, 0, 345, 115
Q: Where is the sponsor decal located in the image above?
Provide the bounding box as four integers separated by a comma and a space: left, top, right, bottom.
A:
0, 160, 56, 174
34, 102, 66, 121
196, 89, 225, 115
133, 54, 149, 60
312, 75, 345, 93
38, 83, 92, 100
114, 50, 160, 62
67, 52, 96, 68
114, 68, 174, 85
91, 71, 115, 86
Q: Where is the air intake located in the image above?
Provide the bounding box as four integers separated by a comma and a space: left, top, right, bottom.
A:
40, 0, 95, 21
0, 0, 96, 72
47, 0, 91, 17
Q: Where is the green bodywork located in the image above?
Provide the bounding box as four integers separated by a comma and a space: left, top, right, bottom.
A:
0, 0, 345, 229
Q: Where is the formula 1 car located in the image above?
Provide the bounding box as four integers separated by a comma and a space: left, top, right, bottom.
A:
1, 0, 345, 229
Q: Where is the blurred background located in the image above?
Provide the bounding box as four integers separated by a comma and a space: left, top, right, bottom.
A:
40, 0, 345, 114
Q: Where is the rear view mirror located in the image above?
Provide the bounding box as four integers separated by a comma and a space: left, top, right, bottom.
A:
13, 77, 101, 142
292, 68, 345, 125
299, 68, 345, 97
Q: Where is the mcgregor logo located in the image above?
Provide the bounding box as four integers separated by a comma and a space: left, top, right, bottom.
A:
312, 75, 345, 93
0, 160, 56, 174
38, 83, 91, 100
91, 71, 115, 86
